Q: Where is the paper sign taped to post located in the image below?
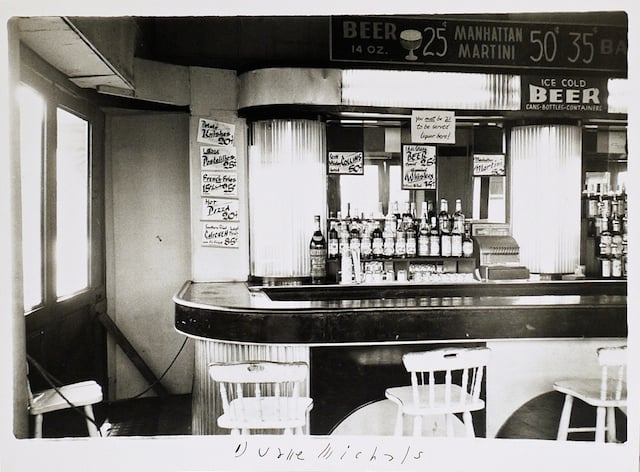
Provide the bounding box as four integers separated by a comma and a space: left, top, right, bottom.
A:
411, 110, 455, 144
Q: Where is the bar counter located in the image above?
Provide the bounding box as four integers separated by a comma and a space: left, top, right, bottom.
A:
174, 279, 627, 436
174, 279, 627, 343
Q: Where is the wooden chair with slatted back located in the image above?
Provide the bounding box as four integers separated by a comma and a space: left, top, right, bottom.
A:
208, 361, 313, 435
385, 347, 491, 437
26, 363, 103, 438
554, 345, 627, 443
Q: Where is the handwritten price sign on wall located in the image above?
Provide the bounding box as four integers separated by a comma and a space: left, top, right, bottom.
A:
202, 222, 240, 248
201, 197, 240, 221
201, 171, 238, 197
197, 118, 235, 146
402, 144, 436, 190
473, 154, 505, 176
411, 110, 456, 144
328, 151, 364, 174
201, 146, 237, 171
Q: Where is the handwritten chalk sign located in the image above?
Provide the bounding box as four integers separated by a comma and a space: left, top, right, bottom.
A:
200, 146, 237, 171
402, 145, 437, 190
201, 197, 239, 221
411, 110, 456, 144
473, 154, 506, 176
197, 118, 235, 146
327, 151, 364, 175
202, 222, 240, 248
201, 171, 238, 197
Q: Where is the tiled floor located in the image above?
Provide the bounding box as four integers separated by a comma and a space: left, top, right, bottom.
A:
34, 391, 626, 442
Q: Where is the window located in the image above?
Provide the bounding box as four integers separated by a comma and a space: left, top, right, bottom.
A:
18, 85, 44, 310
18, 81, 94, 311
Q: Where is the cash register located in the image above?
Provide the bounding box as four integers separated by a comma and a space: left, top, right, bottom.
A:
472, 223, 530, 280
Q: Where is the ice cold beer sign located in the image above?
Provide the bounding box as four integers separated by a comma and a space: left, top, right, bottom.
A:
522, 76, 608, 113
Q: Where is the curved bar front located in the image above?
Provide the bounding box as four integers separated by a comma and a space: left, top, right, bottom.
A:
174, 280, 627, 435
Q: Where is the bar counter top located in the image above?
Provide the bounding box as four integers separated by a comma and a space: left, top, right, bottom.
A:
174, 279, 627, 344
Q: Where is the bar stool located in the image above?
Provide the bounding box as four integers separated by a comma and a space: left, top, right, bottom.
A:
553, 345, 627, 443
208, 360, 313, 435
385, 347, 491, 437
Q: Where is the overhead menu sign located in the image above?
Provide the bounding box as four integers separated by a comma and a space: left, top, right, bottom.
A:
330, 15, 627, 77
521, 76, 608, 113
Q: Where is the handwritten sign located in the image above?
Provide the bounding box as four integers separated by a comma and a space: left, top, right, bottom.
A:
201, 171, 238, 197
402, 145, 436, 190
202, 222, 240, 248
327, 151, 364, 174
197, 118, 235, 146
201, 146, 237, 171
473, 154, 505, 176
201, 197, 239, 221
411, 110, 455, 144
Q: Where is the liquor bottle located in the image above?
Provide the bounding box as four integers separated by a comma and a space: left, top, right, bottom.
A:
406, 225, 417, 258
417, 215, 430, 257
338, 223, 350, 258
611, 254, 623, 278
587, 183, 599, 219
360, 223, 372, 259
349, 221, 361, 256
427, 200, 436, 223
391, 201, 401, 223
611, 208, 623, 259
383, 222, 395, 258
429, 215, 440, 256
401, 202, 412, 231
439, 199, 452, 257
601, 256, 612, 278
371, 221, 384, 258
462, 221, 474, 258
598, 217, 612, 260
328, 221, 339, 260
451, 199, 464, 257
394, 230, 407, 258
309, 215, 327, 284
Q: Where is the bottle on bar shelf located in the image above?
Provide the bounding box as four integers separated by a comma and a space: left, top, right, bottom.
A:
372, 221, 384, 258
394, 230, 406, 258
417, 206, 430, 257
451, 199, 464, 257
439, 199, 452, 257
309, 215, 327, 284
429, 213, 440, 256
360, 223, 372, 259
462, 221, 474, 258
328, 220, 339, 260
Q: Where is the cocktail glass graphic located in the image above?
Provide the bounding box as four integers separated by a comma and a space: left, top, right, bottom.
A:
399, 29, 422, 61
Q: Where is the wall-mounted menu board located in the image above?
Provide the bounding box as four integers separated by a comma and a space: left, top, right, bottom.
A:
200, 146, 237, 171
328, 151, 364, 174
201, 222, 240, 248
473, 154, 506, 176
201, 197, 240, 221
402, 144, 436, 189
330, 14, 627, 78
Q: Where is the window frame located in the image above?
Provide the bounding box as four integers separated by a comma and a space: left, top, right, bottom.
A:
19, 45, 105, 318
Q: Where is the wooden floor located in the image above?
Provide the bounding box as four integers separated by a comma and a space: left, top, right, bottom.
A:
34, 391, 626, 441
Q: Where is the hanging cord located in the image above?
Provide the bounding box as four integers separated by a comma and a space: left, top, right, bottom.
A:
26, 354, 103, 437
130, 336, 190, 399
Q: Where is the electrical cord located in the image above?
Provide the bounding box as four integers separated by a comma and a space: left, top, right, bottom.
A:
130, 336, 190, 399
25, 336, 190, 437
26, 353, 103, 437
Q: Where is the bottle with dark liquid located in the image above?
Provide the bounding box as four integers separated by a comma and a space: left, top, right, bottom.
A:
309, 215, 327, 284
328, 221, 339, 260
439, 199, 452, 257
451, 199, 464, 257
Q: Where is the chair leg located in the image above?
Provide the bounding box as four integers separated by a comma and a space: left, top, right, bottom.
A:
34, 414, 43, 438
412, 415, 422, 437
393, 407, 403, 436
606, 407, 618, 443
557, 394, 574, 440
595, 407, 606, 443
462, 411, 475, 438
83, 405, 100, 437
445, 414, 454, 437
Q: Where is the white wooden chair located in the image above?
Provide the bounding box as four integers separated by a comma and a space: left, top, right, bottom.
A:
385, 347, 491, 437
208, 361, 313, 435
554, 345, 627, 443
27, 365, 103, 438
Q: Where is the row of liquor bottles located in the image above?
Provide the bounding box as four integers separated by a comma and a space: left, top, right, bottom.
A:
583, 183, 628, 279
310, 199, 474, 284
329, 199, 473, 260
